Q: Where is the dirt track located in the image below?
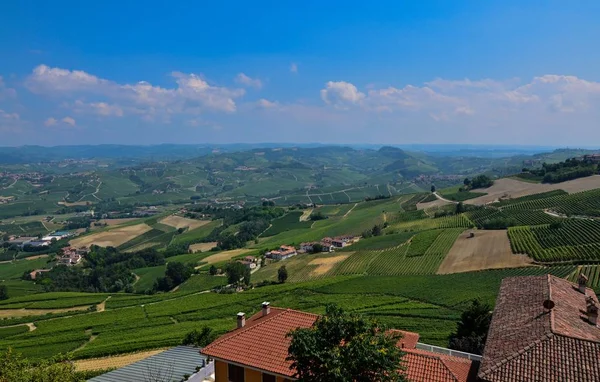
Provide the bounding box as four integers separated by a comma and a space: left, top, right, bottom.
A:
417, 199, 452, 210
465, 176, 600, 205
437, 230, 532, 274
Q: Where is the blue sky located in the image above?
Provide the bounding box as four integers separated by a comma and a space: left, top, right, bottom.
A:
1, 1, 600, 146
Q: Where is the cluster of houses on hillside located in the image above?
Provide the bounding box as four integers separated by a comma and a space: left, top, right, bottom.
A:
264, 235, 359, 262
28, 245, 89, 280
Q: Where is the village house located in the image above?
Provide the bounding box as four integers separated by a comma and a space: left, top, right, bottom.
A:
238, 256, 258, 270
265, 245, 297, 261
29, 269, 50, 280
477, 274, 600, 381
201, 302, 479, 382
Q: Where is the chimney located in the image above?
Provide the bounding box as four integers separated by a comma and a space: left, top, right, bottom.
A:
237, 312, 245, 329
587, 297, 598, 326
262, 302, 271, 317
578, 273, 588, 294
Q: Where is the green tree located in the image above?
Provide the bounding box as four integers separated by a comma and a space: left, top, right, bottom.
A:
278, 265, 288, 283
0, 348, 84, 382
287, 305, 406, 382
448, 299, 492, 355
431, 185, 436, 193
311, 243, 323, 253
371, 224, 382, 237
0, 285, 7, 300
225, 262, 250, 285
455, 202, 465, 214
182, 327, 216, 347
165, 262, 194, 285
209, 265, 218, 275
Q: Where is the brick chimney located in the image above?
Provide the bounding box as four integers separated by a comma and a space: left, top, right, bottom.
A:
587, 297, 598, 326
262, 302, 270, 317
578, 273, 588, 294
237, 312, 246, 329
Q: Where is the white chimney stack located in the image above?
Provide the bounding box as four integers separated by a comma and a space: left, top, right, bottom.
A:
578, 273, 588, 294
262, 302, 271, 317
237, 312, 246, 328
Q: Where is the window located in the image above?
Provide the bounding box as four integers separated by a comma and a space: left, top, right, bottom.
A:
228, 363, 245, 382
262, 373, 276, 382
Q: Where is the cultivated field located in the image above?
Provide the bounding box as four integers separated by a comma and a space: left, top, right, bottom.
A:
97, 218, 140, 226
197, 249, 252, 267
437, 230, 532, 274
466, 176, 600, 205
308, 254, 349, 276
0, 305, 91, 318
416, 198, 451, 210
75, 348, 168, 371
189, 242, 218, 253
70, 224, 152, 248
159, 215, 210, 230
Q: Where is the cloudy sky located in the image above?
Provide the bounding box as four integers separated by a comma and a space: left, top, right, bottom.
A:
2, 1, 600, 146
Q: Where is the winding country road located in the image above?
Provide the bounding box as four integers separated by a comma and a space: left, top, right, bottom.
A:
433, 192, 458, 204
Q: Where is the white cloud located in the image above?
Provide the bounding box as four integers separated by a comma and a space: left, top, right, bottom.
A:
44, 117, 57, 127
0, 109, 22, 133
26, 65, 245, 118
320, 81, 365, 107
44, 116, 76, 128
62, 116, 76, 126
235, 73, 262, 89
290, 63, 298, 73
72, 100, 124, 117
256, 98, 278, 108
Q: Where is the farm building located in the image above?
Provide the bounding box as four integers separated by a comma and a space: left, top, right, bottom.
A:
88, 346, 212, 382
265, 245, 297, 260
478, 274, 600, 382
202, 302, 480, 382
29, 269, 50, 280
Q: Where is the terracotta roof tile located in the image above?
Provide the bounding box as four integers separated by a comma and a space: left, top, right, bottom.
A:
202, 308, 477, 381
478, 275, 600, 382
201, 308, 318, 377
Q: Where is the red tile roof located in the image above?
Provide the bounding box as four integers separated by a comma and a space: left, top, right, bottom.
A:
478, 275, 600, 382
202, 308, 318, 377
202, 308, 478, 381
404, 349, 476, 382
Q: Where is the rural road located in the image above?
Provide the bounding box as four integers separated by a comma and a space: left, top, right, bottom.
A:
434, 192, 458, 204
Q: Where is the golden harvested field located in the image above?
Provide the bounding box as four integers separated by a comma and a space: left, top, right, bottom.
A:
466, 175, 600, 205
70, 224, 152, 248
0, 306, 91, 318
437, 230, 532, 274
196, 249, 252, 268
58, 201, 91, 207
416, 199, 451, 210
189, 242, 218, 253
75, 349, 168, 371
299, 209, 313, 222
309, 254, 349, 276
159, 215, 210, 230
98, 218, 140, 226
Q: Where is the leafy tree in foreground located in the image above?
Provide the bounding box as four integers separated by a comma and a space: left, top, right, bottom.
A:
448, 299, 492, 355
431, 185, 436, 193
0, 348, 84, 382
182, 327, 216, 347
0, 285, 8, 300
278, 265, 288, 283
287, 305, 406, 382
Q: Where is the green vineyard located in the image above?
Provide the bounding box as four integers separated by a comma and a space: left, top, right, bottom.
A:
508, 220, 600, 262
567, 265, 600, 290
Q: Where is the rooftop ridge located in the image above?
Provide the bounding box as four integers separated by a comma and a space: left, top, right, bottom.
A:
404, 349, 460, 382
202, 307, 319, 353
478, 332, 555, 377
548, 274, 556, 334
